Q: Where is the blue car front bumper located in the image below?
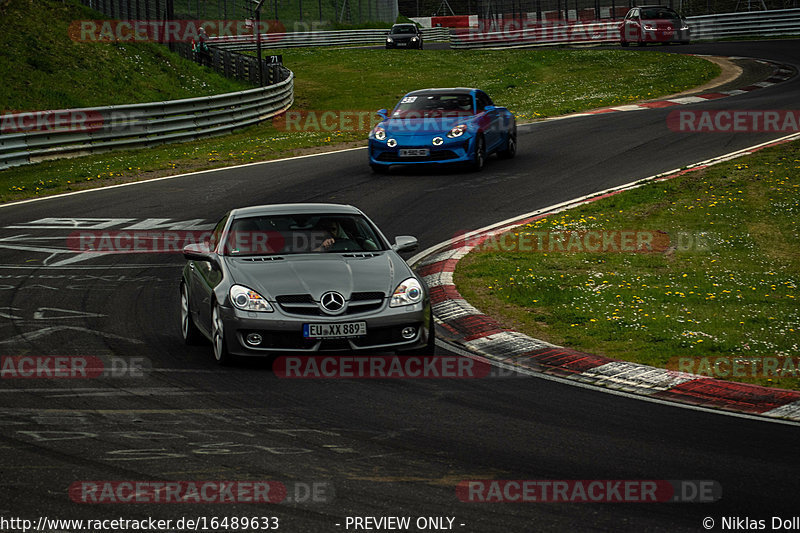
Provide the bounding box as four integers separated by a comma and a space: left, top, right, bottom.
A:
368, 134, 476, 167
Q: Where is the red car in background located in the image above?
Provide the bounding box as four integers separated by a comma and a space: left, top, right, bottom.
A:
620, 5, 691, 46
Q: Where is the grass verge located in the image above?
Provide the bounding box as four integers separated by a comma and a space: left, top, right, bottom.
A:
454, 140, 800, 390
282, 47, 719, 120
1, 47, 718, 202
0, 0, 249, 111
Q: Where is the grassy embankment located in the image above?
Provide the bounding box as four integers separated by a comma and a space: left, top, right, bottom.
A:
455, 141, 800, 390
0, 0, 719, 202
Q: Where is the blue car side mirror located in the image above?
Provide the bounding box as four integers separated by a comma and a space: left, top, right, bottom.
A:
484, 105, 496, 112
377, 109, 388, 120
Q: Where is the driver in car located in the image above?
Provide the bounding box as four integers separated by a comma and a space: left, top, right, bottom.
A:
314, 219, 348, 251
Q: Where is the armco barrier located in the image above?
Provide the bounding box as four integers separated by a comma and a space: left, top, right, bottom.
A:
172, 41, 286, 86
449, 8, 800, 48
209, 27, 450, 51
450, 21, 619, 48
410, 15, 479, 28
688, 8, 800, 40
0, 70, 293, 170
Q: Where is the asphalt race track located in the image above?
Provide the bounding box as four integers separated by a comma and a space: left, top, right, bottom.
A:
1, 40, 799, 532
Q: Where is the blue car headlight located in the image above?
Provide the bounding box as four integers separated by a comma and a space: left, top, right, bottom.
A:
372, 126, 386, 140
447, 124, 467, 138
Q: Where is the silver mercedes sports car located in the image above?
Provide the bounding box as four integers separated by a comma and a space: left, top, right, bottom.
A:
180, 203, 434, 364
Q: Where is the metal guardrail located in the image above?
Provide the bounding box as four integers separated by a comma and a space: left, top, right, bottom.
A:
0, 70, 293, 170
688, 8, 800, 39
172, 41, 287, 85
449, 8, 800, 48
4, 9, 796, 171
209, 27, 451, 51
450, 21, 618, 48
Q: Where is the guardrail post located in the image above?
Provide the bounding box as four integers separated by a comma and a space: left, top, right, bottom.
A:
222, 49, 231, 79
252, 0, 269, 86
166, 0, 174, 52
237, 56, 246, 81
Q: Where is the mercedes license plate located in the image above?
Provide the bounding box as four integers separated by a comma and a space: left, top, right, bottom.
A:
399, 148, 429, 157
303, 322, 367, 339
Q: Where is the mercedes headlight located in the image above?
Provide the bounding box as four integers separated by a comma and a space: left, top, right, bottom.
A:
447, 124, 467, 138
230, 285, 273, 312
386, 37, 393, 43
390, 277, 423, 307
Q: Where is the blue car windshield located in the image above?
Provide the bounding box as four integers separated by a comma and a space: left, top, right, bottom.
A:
392, 94, 474, 118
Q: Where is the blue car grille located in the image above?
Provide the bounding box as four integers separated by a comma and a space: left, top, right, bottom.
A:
377, 150, 459, 162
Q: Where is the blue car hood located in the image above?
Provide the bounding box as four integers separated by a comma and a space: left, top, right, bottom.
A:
383, 115, 471, 137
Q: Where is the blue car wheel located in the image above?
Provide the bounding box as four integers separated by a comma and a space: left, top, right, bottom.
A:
498, 130, 516, 159
470, 135, 486, 171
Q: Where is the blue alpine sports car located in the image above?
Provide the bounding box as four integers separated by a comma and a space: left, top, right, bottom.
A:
368, 88, 516, 173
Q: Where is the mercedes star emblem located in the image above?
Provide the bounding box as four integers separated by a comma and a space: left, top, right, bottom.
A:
320, 291, 346, 314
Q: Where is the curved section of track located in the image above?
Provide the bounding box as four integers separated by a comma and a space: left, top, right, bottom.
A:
1, 41, 798, 532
